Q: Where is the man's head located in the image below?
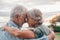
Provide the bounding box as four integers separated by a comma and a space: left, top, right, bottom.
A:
27, 9, 43, 27
10, 5, 27, 26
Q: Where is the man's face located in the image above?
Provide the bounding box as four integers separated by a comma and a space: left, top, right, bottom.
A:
13, 13, 27, 26
18, 13, 27, 26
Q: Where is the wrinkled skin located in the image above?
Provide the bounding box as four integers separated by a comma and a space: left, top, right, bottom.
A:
27, 16, 38, 28
12, 13, 27, 26
27, 9, 43, 28
27, 14, 42, 28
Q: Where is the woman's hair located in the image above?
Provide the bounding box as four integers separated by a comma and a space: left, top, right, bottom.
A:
27, 9, 43, 25
27, 9, 42, 18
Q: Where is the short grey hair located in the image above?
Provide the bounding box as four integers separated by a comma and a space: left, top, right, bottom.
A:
10, 5, 27, 20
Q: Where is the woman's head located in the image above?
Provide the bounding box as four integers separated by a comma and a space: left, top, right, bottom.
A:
27, 9, 43, 27
10, 5, 27, 26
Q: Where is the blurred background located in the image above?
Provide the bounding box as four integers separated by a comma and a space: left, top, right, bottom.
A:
0, 0, 60, 40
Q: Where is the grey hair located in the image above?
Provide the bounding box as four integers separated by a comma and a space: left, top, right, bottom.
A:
27, 9, 43, 25
10, 5, 27, 20
27, 9, 42, 19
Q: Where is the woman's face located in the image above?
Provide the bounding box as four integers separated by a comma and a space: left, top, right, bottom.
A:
13, 13, 27, 26
27, 16, 38, 28
27, 13, 42, 28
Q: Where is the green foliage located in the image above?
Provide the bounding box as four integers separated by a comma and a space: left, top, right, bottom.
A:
53, 25, 60, 32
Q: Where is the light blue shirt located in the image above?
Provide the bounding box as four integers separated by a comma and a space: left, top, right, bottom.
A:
0, 21, 49, 40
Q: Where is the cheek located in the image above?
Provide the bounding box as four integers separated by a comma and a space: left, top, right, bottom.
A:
28, 19, 38, 27
19, 18, 25, 24
28, 20, 34, 25
28, 20, 32, 24
13, 18, 18, 23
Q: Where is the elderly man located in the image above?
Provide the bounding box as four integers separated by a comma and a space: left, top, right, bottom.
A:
2, 8, 55, 40
0, 5, 35, 40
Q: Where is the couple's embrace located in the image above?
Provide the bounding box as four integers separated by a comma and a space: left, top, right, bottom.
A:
0, 5, 55, 40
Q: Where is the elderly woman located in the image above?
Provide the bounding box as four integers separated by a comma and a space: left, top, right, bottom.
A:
27, 9, 55, 40
2, 8, 55, 40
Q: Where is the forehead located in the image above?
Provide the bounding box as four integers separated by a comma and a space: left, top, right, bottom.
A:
12, 12, 27, 18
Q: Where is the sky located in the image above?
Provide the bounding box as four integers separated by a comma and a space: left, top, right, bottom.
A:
0, 0, 60, 22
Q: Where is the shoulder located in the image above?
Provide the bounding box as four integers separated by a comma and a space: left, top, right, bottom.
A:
38, 24, 49, 29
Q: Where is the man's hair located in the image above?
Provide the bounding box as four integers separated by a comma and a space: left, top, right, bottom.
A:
27, 9, 43, 25
10, 5, 27, 20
